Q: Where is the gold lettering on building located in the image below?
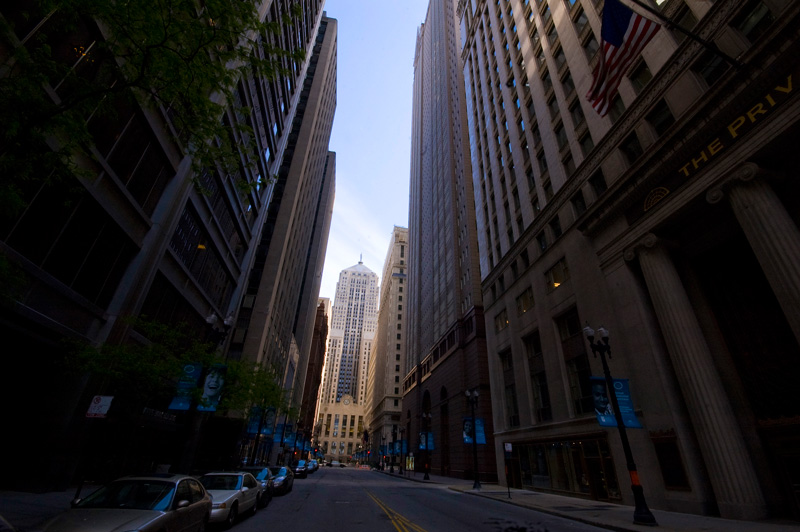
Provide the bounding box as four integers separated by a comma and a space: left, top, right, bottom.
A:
681, 75, 793, 179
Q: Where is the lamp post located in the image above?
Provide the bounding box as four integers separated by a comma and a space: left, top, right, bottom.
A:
465, 389, 481, 490
398, 427, 405, 475
583, 325, 657, 527
421, 412, 431, 480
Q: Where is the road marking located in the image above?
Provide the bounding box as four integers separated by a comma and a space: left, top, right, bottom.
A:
366, 491, 428, 532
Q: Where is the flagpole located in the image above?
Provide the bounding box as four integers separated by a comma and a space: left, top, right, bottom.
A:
623, 0, 744, 69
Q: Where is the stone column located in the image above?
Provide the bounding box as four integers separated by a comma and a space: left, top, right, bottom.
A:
625, 234, 767, 520
707, 162, 800, 345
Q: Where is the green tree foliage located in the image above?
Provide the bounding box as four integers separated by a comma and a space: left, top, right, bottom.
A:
70, 316, 291, 415
0, 0, 303, 218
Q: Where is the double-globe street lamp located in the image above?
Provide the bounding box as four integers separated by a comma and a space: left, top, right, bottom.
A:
398, 427, 405, 474
583, 325, 657, 527
421, 412, 432, 480
390, 427, 397, 473
465, 389, 481, 490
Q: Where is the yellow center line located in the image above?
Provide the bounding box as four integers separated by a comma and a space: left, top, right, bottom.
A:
366, 491, 428, 532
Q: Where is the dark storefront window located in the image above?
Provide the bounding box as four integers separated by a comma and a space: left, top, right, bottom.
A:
514, 437, 620, 500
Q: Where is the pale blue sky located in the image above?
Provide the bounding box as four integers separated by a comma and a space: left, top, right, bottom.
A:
318, 1, 430, 300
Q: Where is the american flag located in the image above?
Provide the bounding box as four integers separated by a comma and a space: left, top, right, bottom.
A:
586, 0, 661, 116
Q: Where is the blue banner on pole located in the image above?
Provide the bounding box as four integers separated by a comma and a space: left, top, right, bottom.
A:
169, 362, 203, 410
591, 377, 642, 428
463, 418, 487, 444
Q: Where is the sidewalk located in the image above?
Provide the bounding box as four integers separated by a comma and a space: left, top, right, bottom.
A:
380, 469, 800, 532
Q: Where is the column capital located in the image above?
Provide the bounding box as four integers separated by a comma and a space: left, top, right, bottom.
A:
706, 162, 769, 204
623, 233, 664, 262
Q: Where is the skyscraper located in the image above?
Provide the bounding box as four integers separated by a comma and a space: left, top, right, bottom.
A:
315, 259, 379, 462
365, 227, 409, 465
406, 0, 497, 482
0, 1, 335, 488
459, 0, 800, 521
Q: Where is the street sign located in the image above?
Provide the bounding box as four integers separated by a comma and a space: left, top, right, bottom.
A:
86, 395, 113, 418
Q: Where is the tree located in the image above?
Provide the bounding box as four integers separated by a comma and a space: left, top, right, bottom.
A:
0, 0, 303, 219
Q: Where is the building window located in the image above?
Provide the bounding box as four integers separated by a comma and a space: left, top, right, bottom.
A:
628, 61, 652, 94
646, 99, 675, 137
558, 308, 593, 415
537, 231, 548, 252
516, 286, 535, 315
545, 257, 569, 291
620, 132, 644, 164
589, 169, 607, 197
608, 95, 626, 122
549, 215, 562, 239
733, 0, 774, 43
579, 132, 594, 156
571, 190, 587, 216
525, 331, 552, 422
652, 434, 691, 490
692, 50, 728, 87
494, 309, 509, 332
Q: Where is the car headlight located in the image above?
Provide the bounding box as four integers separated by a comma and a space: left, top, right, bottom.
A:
212, 502, 227, 509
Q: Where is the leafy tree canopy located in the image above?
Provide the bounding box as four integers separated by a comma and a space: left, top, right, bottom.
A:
1, 0, 303, 218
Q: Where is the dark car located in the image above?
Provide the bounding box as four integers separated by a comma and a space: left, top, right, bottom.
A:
42, 474, 211, 532
268, 466, 294, 495
292, 460, 308, 479
307, 459, 319, 473
239, 467, 274, 507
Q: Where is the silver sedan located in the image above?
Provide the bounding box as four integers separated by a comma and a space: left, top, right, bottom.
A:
41, 474, 210, 532
199, 472, 259, 529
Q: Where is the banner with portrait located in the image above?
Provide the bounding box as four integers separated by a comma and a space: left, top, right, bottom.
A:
591, 376, 642, 428
462, 417, 487, 444
197, 364, 226, 412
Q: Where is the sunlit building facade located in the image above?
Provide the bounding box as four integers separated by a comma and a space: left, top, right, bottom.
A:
315, 260, 379, 461
460, 0, 800, 521
406, 0, 497, 482
365, 227, 409, 466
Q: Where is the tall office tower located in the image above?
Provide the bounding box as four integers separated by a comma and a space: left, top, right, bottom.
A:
406, 0, 496, 482
365, 227, 409, 466
300, 298, 331, 451
0, 1, 333, 489
315, 260, 378, 462
460, 0, 800, 521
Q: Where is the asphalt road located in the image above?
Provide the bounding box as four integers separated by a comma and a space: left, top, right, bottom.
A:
225, 467, 607, 532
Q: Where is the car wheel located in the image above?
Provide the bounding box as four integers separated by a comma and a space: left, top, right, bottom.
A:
224, 503, 238, 530
251, 496, 259, 516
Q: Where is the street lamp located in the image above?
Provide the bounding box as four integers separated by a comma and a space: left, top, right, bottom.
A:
398, 427, 405, 475
465, 389, 481, 490
421, 412, 432, 480
583, 325, 657, 527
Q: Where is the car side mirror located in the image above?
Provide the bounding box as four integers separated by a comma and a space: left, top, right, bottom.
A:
176, 499, 190, 509
241, 486, 249, 492
70, 498, 82, 507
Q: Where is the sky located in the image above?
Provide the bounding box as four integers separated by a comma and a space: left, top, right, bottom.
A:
317, 1, 431, 301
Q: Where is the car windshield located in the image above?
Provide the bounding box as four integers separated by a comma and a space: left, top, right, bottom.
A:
200, 475, 242, 491
76, 480, 175, 511
268, 467, 285, 476
297, 461, 306, 467
252, 470, 268, 481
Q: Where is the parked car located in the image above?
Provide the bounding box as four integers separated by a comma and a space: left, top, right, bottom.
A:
238, 467, 274, 507
292, 460, 308, 478
199, 472, 259, 529
307, 459, 319, 473
329, 460, 341, 467
41, 473, 211, 532
268, 466, 294, 495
